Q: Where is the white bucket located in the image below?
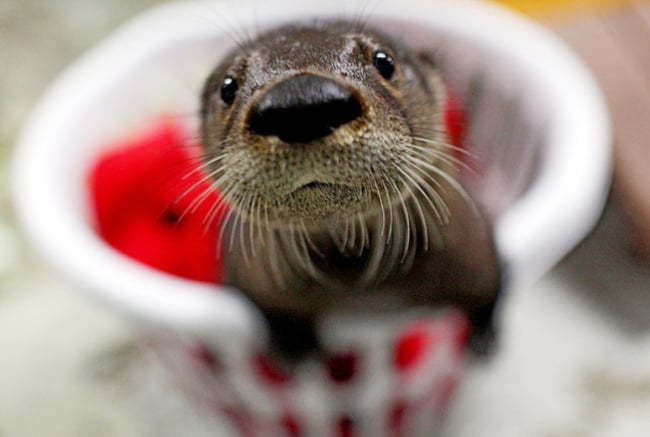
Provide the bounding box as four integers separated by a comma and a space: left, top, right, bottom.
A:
12, 1, 611, 436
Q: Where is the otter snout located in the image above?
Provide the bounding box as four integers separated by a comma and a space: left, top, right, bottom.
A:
247, 74, 363, 143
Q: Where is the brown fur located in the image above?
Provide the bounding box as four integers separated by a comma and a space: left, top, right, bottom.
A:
200, 21, 502, 357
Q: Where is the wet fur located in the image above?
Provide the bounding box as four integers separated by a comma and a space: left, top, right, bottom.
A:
200, 21, 502, 359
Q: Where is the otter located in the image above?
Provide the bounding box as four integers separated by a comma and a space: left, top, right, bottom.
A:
199, 21, 502, 359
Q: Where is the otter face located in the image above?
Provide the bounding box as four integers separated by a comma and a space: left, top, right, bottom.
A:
200, 21, 448, 228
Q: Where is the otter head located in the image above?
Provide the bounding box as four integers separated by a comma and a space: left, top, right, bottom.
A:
200, 21, 450, 234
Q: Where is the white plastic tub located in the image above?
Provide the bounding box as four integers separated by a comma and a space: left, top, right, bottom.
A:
12, 1, 611, 436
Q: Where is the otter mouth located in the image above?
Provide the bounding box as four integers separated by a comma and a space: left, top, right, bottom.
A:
296, 181, 334, 191
275, 179, 367, 222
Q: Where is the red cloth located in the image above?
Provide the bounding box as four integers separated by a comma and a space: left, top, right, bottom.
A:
89, 92, 465, 283
89, 121, 226, 282
444, 89, 467, 151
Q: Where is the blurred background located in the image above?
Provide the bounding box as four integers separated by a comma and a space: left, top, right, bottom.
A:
2, 0, 650, 436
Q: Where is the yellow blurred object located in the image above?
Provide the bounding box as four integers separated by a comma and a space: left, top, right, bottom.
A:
492, 0, 629, 18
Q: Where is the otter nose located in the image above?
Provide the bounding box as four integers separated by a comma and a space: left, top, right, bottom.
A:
248, 75, 363, 143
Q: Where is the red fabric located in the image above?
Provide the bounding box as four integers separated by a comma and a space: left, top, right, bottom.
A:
88, 93, 465, 283
88, 121, 226, 283
444, 88, 467, 154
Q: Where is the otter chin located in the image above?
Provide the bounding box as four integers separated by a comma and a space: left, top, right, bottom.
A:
200, 21, 502, 359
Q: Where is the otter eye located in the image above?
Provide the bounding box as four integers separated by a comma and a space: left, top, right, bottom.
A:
373, 50, 395, 80
220, 75, 239, 106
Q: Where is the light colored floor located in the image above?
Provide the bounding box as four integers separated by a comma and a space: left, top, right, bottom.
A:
3, 1, 650, 436
0, 1, 166, 436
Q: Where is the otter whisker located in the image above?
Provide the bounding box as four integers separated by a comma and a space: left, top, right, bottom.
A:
237, 194, 255, 263
350, 0, 384, 33
406, 139, 464, 169
176, 184, 213, 224
287, 226, 314, 277
173, 169, 218, 208
181, 169, 230, 217
408, 142, 473, 173
240, 194, 258, 253
341, 217, 350, 251
411, 135, 477, 160
201, 193, 230, 238
353, 214, 365, 257
390, 200, 407, 266
387, 177, 411, 263
397, 161, 446, 249
217, 202, 237, 254
402, 155, 453, 219
393, 165, 430, 251
266, 231, 289, 288
154, 152, 216, 184
294, 229, 309, 270
245, 195, 263, 259
300, 219, 324, 258
181, 171, 231, 222
359, 212, 370, 250
212, 179, 239, 227
253, 196, 267, 250
381, 182, 395, 244
173, 156, 232, 208
173, 172, 227, 231
203, 177, 233, 217
263, 203, 272, 234
248, 195, 258, 258
405, 155, 478, 215
190, 0, 253, 55
371, 178, 387, 237
405, 164, 446, 223
349, 215, 359, 252
181, 152, 228, 181
328, 222, 347, 254
355, 214, 368, 254
298, 228, 323, 277
233, 210, 248, 264
349, 216, 357, 252
399, 157, 450, 223
228, 200, 243, 251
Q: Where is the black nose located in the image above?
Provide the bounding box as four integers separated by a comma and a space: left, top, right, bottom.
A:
248, 75, 363, 143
